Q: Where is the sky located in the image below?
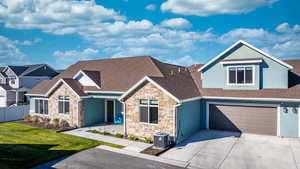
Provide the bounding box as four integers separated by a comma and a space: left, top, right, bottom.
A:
0, 0, 299, 69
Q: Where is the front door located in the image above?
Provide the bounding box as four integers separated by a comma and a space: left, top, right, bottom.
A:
107, 100, 114, 123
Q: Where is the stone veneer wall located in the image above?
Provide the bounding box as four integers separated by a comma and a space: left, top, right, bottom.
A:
124, 82, 177, 140
30, 83, 84, 127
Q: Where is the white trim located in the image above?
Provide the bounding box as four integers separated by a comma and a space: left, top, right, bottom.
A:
25, 94, 46, 96
277, 106, 281, 136
226, 65, 255, 86
32, 97, 49, 100
105, 99, 115, 123
180, 96, 202, 103
203, 96, 300, 102
198, 40, 293, 72
220, 59, 263, 65
298, 105, 300, 138
45, 79, 80, 98
122, 101, 126, 135
90, 95, 120, 99
84, 91, 124, 94
206, 101, 280, 135
73, 70, 101, 89
119, 76, 180, 103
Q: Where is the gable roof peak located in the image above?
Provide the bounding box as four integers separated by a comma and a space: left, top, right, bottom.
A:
198, 40, 293, 72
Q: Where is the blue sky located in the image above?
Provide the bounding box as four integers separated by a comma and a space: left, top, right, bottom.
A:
0, 0, 299, 69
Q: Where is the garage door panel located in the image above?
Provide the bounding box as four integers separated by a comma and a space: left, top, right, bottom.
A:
209, 104, 277, 136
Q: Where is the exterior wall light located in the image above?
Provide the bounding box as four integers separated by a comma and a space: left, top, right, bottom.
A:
292, 107, 298, 114
283, 107, 288, 114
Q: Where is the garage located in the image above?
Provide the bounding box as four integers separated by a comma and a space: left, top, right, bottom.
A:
208, 104, 277, 136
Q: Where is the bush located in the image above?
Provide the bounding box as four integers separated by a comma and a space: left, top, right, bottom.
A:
51, 118, 60, 128
143, 138, 153, 144
59, 120, 70, 128
44, 121, 53, 129
23, 115, 31, 122
37, 117, 45, 123
88, 130, 99, 134
128, 136, 138, 141
30, 115, 39, 123
102, 131, 110, 135
114, 133, 124, 138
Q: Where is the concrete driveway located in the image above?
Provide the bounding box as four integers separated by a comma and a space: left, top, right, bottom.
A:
160, 130, 300, 169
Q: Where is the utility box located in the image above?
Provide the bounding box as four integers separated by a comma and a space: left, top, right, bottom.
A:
153, 132, 169, 149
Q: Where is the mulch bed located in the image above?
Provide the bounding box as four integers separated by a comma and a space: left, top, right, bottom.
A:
141, 145, 173, 156
15, 120, 76, 132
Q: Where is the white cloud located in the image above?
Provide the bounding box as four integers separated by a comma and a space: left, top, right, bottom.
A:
0, 36, 25, 65
276, 22, 300, 33
53, 48, 99, 68
217, 23, 300, 59
145, 4, 156, 11
0, 0, 125, 34
161, 18, 192, 29
161, 0, 278, 16
14, 38, 42, 46
167, 55, 198, 66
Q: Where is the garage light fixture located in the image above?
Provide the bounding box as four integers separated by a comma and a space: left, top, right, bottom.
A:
283, 107, 288, 114
292, 107, 298, 114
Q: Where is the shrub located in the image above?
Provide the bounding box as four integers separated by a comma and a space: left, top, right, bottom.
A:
30, 115, 39, 123
59, 120, 70, 128
37, 117, 45, 123
51, 118, 60, 128
102, 131, 110, 135
128, 136, 138, 141
23, 115, 31, 122
88, 130, 99, 134
143, 138, 153, 144
114, 133, 124, 138
44, 122, 53, 129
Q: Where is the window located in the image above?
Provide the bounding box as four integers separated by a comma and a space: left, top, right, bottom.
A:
9, 77, 16, 85
139, 99, 158, 124
34, 99, 48, 115
58, 96, 70, 114
228, 66, 254, 85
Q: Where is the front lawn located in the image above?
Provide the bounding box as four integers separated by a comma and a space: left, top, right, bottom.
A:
0, 122, 124, 169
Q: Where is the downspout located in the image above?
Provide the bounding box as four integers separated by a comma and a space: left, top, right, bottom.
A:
174, 103, 182, 144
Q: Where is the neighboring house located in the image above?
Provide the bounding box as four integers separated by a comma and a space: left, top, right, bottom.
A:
0, 64, 58, 107
27, 40, 300, 143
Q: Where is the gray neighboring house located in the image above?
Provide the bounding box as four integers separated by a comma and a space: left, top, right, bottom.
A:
0, 64, 58, 107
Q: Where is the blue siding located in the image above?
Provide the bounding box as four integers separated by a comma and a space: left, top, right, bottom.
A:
202, 44, 289, 89
176, 99, 201, 142
280, 104, 299, 137
84, 98, 105, 126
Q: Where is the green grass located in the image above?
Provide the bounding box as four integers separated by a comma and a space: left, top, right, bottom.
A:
0, 122, 124, 169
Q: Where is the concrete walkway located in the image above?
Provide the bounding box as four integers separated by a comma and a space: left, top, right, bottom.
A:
64, 128, 151, 153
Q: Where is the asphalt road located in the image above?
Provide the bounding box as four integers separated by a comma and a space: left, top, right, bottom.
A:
33, 148, 185, 169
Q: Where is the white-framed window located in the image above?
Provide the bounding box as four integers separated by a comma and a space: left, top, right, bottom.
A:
227, 65, 254, 85
139, 99, 158, 124
35, 99, 48, 115
58, 96, 70, 114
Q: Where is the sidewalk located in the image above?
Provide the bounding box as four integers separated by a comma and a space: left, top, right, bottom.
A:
64, 128, 152, 153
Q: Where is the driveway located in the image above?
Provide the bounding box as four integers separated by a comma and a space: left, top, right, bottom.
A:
34, 148, 184, 169
160, 130, 300, 169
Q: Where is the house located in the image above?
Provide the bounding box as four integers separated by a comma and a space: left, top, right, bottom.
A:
0, 64, 58, 107
27, 40, 300, 143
